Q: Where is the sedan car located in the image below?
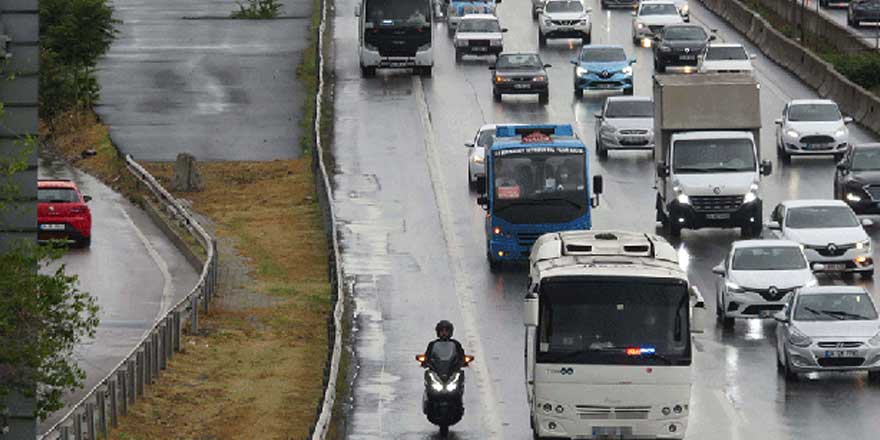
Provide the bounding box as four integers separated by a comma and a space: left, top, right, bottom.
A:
775, 99, 853, 163
631, 1, 685, 46
652, 24, 714, 73
848, 0, 880, 27
594, 96, 654, 158
768, 199, 873, 277
713, 240, 818, 328
775, 286, 880, 382
466, 124, 496, 191
572, 45, 635, 98
698, 43, 755, 74
37, 179, 92, 247
454, 14, 507, 62
538, 0, 592, 46
490, 52, 550, 104
835, 143, 880, 214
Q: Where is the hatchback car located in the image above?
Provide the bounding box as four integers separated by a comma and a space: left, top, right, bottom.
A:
490, 53, 550, 104
631, 1, 685, 46
775, 99, 853, 163
713, 240, 818, 328
698, 43, 755, 74
572, 45, 635, 98
775, 286, 880, 382
538, 0, 592, 46
768, 199, 873, 277
848, 0, 880, 27
454, 14, 507, 62
835, 143, 880, 214
594, 96, 654, 158
37, 179, 92, 247
652, 24, 714, 73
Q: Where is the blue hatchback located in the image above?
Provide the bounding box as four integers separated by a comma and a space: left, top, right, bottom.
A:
571, 45, 635, 98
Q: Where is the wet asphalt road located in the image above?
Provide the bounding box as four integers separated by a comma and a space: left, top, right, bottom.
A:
37, 158, 198, 433
333, 1, 880, 439
95, 0, 312, 161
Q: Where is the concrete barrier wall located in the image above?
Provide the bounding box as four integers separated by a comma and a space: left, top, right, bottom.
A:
756, 0, 871, 52
698, 0, 880, 137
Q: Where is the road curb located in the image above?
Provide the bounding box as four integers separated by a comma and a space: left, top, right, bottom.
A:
141, 197, 205, 270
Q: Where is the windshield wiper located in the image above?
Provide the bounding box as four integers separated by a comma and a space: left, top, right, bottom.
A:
804, 306, 845, 320
672, 167, 714, 173
700, 166, 753, 172
820, 310, 872, 320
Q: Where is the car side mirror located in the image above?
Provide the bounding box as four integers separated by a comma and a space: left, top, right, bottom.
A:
501, 28, 509, 33
712, 264, 725, 276
774, 118, 783, 125
544, 63, 552, 68
844, 116, 854, 124
570, 58, 578, 65
83, 195, 92, 203
477, 195, 489, 208
594, 112, 603, 119
773, 311, 789, 323
629, 59, 637, 65
524, 295, 539, 327
862, 218, 874, 228
837, 160, 848, 171
656, 162, 669, 178
750, 53, 757, 59
767, 220, 781, 230
709, 35, 717, 41
465, 142, 474, 148
586, 7, 593, 12
760, 160, 773, 176
592, 175, 604, 195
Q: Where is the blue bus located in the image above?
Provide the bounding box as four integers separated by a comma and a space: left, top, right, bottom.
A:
477, 124, 603, 270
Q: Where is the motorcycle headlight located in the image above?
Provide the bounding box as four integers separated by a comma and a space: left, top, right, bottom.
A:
789, 326, 813, 348
725, 280, 744, 293
857, 239, 871, 250
445, 372, 461, 391
869, 331, 880, 347
621, 66, 633, 75
576, 66, 588, 76
429, 372, 444, 392
786, 129, 800, 139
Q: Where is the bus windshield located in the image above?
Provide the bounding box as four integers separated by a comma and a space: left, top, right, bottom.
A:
537, 278, 691, 366
365, 0, 431, 26
491, 148, 587, 224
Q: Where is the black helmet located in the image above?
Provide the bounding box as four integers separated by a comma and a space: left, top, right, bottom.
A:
435, 320, 454, 339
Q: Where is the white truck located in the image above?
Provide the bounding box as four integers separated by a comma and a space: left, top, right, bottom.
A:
525, 230, 705, 439
654, 73, 773, 238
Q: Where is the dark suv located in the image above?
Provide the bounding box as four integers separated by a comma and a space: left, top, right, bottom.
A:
849, 0, 880, 27
835, 143, 880, 214
652, 24, 714, 73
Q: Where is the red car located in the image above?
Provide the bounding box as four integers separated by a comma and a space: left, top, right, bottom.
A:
37, 179, 92, 247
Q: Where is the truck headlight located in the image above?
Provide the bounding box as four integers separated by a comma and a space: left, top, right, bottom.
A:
576, 66, 588, 76
621, 66, 633, 75
676, 193, 690, 204
857, 239, 871, 250
743, 183, 759, 204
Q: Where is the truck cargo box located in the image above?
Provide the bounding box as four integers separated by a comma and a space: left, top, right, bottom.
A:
653, 73, 761, 131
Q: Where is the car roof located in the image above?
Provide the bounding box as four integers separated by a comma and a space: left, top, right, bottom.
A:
781, 199, 850, 209
731, 239, 803, 249
708, 43, 746, 48
796, 286, 870, 296
38, 179, 78, 189
461, 13, 498, 20
788, 99, 838, 106
640, 0, 677, 5
606, 96, 652, 103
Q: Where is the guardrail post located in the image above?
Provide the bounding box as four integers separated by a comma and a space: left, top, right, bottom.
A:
173, 310, 182, 352
73, 411, 82, 440
203, 286, 209, 314
96, 388, 107, 439
152, 331, 161, 378
159, 324, 167, 370
144, 340, 153, 385
117, 370, 128, 416
191, 295, 199, 333
60, 425, 71, 440
166, 316, 175, 358
86, 403, 96, 440
108, 379, 118, 428
135, 352, 145, 397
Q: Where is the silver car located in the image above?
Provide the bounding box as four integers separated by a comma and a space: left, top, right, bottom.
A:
594, 96, 654, 159
466, 124, 496, 191
713, 240, 818, 328
775, 286, 880, 382
775, 99, 853, 163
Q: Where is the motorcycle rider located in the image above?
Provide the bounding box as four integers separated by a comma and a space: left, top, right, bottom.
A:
423, 320, 466, 370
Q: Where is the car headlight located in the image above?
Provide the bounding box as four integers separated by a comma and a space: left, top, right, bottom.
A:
869, 331, 880, 347
579, 19, 588, 25
847, 192, 863, 202
834, 128, 847, 138
490, 39, 502, 46
601, 124, 617, 134
532, 75, 547, 82
804, 278, 819, 287
472, 154, 484, 164
725, 280, 744, 292
544, 18, 553, 26
576, 66, 588, 76
680, 4, 689, 14
621, 66, 633, 75
636, 22, 645, 29
857, 239, 871, 250
786, 129, 800, 139
660, 45, 672, 52
789, 326, 813, 348
495, 75, 508, 83
454, 39, 467, 47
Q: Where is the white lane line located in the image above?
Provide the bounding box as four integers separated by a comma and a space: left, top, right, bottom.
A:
712, 389, 745, 440
414, 76, 504, 438
118, 206, 174, 318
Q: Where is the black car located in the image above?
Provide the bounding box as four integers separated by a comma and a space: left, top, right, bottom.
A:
600, 0, 639, 8
652, 24, 715, 73
835, 143, 880, 214
490, 53, 551, 104
849, 0, 880, 27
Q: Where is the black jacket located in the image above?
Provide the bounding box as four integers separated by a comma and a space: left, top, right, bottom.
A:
424, 338, 466, 374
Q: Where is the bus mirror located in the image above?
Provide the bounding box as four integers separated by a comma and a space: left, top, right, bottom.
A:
477, 195, 488, 208
656, 162, 669, 178
691, 287, 706, 334
524, 296, 539, 327
592, 175, 604, 195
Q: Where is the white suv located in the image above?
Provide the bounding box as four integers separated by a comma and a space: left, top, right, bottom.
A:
539, 0, 592, 46
631, 1, 684, 46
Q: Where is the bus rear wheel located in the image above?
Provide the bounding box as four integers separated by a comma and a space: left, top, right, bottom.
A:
360, 64, 376, 78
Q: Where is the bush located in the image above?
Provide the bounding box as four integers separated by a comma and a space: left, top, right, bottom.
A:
231, 0, 284, 19
825, 52, 880, 91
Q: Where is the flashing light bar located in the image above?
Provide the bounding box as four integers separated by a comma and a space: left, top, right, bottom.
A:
625, 346, 656, 356
494, 124, 574, 138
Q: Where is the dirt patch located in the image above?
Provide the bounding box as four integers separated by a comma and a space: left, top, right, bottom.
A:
104, 160, 330, 440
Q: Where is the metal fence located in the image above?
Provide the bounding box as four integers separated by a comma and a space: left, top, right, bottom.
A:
37, 155, 218, 440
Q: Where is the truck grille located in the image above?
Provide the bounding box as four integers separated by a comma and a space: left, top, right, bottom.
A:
868, 186, 880, 200
817, 341, 863, 348
575, 405, 650, 420
800, 135, 835, 145
690, 195, 744, 213
517, 232, 543, 249
817, 358, 865, 367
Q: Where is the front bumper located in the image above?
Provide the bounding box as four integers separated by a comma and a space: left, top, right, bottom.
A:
722, 290, 792, 319
360, 46, 433, 68
785, 342, 880, 374
667, 199, 762, 230
599, 131, 653, 150
540, 23, 591, 39
575, 73, 633, 91
656, 51, 701, 67
852, 11, 880, 22
533, 413, 687, 439
782, 138, 848, 156
802, 247, 873, 273
494, 81, 548, 95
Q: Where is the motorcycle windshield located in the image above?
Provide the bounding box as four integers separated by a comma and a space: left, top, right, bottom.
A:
429, 341, 460, 378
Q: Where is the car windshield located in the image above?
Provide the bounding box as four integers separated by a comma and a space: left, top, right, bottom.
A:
851, 148, 880, 171
477, 129, 495, 148
38, 188, 79, 203
537, 278, 691, 366
706, 46, 748, 60
581, 47, 627, 63
672, 138, 756, 173
544, 1, 584, 13
365, 0, 431, 26
640, 3, 679, 15
794, 293, 879, 321
732, 247, 807, 271
458, 18, 500, 32
663, 26, 707, 40
785, 206, 859, 228
788, 103, 842, 122
496, 54, 542, 69
605, 100, 653, 118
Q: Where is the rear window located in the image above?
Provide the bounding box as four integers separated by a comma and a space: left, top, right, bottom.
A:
38, 188, 79, 203
705, 46, 748, 60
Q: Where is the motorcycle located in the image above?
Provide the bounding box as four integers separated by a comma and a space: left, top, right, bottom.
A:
415, 345, 474, 437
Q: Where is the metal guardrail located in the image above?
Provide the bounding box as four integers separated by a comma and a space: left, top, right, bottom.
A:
37, 155, 218, 440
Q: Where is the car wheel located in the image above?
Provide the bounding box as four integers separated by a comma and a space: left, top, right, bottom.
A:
493, 90, 502, 102
574, 88, 583, 99
79, 236, 91, 249
532, 8, 538, 20
833, 152, 844, 162
722, 314, 735, 328
597, 140, 608, 160
488, 252, 501, 273
861, 269, 875, 279
476, 176, 486, 193
868, 370, 880, 383
623, 87, 634, 96
455, 50, 463, 62
656, 193, 666, 224
716, 291, 723, 318
468, 168, 475, 190
582, 33, 591, 45
539, 92, 549, 105
416, 66, 432, 77
668, 219, 682, 238
448, 26, 455, 37
632, 36, 640, 45
539, 33, 547, 47
779, 147, 792, 164
782, 352, 799, 382
655, 62, 666, 73
360, 64, 376, 78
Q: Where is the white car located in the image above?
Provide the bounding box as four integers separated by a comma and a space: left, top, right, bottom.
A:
465, 124, 496, 191
698, 43, 755, 73
631, 1, 685, 46
672, 0, 690, 21
713, 240, 818, 328
775, 99, 853, 163
768, 199, 874, 278
594, 96, 654, 158
538, 0, 592, 46
454, 14, 507, 62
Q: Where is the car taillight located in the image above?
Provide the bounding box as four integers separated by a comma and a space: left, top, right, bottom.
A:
70, 206, 89, 214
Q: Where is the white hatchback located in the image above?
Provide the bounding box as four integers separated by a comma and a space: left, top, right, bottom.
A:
698, 43, 755, 74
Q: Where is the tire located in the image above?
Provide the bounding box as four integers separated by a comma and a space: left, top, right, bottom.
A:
532, 8, 538, 20
623, 87, 634, 96
574, 87, 583, 99
655, 61, 666, 73
741, 221, 762, 239
597, 140, 608, 159
833, 153, 844, 162
780, 147, 792, 164
493, 90, 502, 102
360, 64, 376, 78
782, 352, 799, 382
448, 26, 455, 37
416, 66, 432, 77
722, 315, 735, 328
79, 236, 91, 249
476, 176, 486, 194
468, 169, 475, 191
539, 92, 549, 105
539, 33, 547, 47
861, 270, 875, 279
439, 424, 449, 437
868, 370, 880, 383
716, 291, 723, 318
669, 219, 682, 238
488, 252, 501, 273
633, 36, 640, 45
455, 50, 463, 63
582, 33, 591, 45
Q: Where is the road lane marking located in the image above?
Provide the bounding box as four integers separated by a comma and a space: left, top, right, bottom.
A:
414, 75, 504, 438
712, 388, 746, 440
118, 206, 173, 318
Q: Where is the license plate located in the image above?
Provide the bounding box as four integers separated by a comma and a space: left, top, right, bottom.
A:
680, 55, 696, 60
472, 46, 488, 52
822, 263, 846, 271
40, 224, 65, 231
621, 137, 645, 144
385, 62, 409, 67
592, 426, 633, 437
596, 83, 616, 89
514, 84, 531, 89
824, 350, 857, 358
558, 27, 572, 31
706, 213, 731, 220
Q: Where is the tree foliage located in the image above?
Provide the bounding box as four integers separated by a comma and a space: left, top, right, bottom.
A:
231, 0, 284, 19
